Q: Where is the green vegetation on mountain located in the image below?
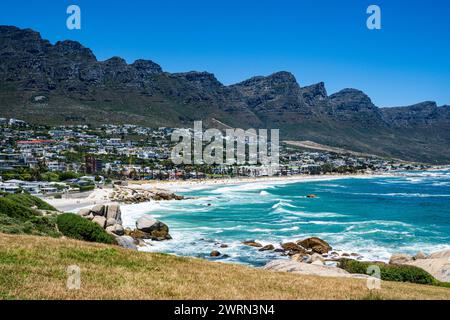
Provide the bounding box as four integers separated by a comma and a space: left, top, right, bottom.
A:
1, 26, 450, 163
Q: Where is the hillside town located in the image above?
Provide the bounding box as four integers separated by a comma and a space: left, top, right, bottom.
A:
0, 118, 430, 195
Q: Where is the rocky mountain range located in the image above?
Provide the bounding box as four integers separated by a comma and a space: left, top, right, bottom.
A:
1, 25, 449, 163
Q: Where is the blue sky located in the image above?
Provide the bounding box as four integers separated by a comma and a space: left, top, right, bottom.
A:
1, 0, 449, 107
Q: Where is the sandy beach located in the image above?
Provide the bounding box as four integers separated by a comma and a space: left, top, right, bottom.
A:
44, 188, 114, 212
127, 172, 390, 192
44, 173, 389, 212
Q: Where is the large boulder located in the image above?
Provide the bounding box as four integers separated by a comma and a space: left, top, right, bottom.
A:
91, 205, 105, 216
106, 224, 125, 236
259, 244, 275, 251
135, 216, 171, 241
389, 253, 413, 265
125, 229, 149, 239
210, 250, 221, 257
115, 235, 138, 250
263, 260, 369, 279
297, 237, 331, 254
110, 187, 184, 203
92, 216, 106, 228
310, 253, 325, 265
242, 240, 263, 248
428, 249, 450, 260
78, 208, 91, 217
281, 242, 307, 256
105, 204, 122, 222
414, 252, 428, 260
106, 218, 117, 228
291, 254, 311, 263
406, 258, 450, 282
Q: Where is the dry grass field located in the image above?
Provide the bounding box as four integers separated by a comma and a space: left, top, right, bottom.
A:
0, 233, 449, 300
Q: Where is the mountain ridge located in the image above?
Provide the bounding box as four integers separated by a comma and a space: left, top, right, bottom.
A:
1, 25, 450, 164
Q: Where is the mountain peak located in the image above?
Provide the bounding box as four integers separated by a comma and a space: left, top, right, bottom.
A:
381, 101, 443, 127
173, 71, 223, 89
54, 40, 97, 62
131, 59, 163, 74
267, 71, 297, 82
104, 56, 127, 66
300, 82, 328, 106
0, 25, 40, 37
232, 71, 298, 88
404, 101, 437, 110
329, 88, 373, 106
1, 26, 450, 163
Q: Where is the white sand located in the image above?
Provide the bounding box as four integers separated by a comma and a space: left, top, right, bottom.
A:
128, 173, 389, 192
44, 173, 390, 212
44, 188, 115, 212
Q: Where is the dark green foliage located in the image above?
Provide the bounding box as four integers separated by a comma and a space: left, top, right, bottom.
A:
0, 193, 60, 237
3, 193, 56, 211
2, 27, 450, 164
58, 171, 80, 181
78, 185, 95, 192
57, 213, 117, 245
339, 258, 438, 286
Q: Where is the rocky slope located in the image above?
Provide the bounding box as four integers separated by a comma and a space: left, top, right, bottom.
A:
1, 25, 450, 163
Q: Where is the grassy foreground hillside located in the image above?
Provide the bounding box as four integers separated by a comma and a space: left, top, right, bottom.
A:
1, 233, 450, 300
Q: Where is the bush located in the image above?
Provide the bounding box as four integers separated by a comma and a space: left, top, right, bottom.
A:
59, 171, 80, 181
57, 213, 117, 245
78, 185, 95, 192
4, 193, 56, 211
39, 172, 60, 182
339, 258, 438, 285
0, 197, 35, 220
0, 194, 60, 237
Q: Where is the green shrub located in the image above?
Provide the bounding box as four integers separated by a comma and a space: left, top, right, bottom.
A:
39, 172, 60, 182
4, 193, 56, 211
59, 171, 80, 181
0, 194, 60, 237
57, 213, 117, 245
339, 258, 438, 285
78, 185, 95, 192
0, 197, 33, 220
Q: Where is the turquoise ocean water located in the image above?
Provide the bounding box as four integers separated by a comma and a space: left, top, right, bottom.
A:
122, 170, 450, 267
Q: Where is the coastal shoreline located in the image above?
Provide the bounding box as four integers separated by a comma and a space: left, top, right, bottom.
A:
126, 172, 393, 192
44, 172, 390, 212
41, 169, 450, 284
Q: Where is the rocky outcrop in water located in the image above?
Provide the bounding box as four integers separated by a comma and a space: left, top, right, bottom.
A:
242, 240, 263, 248
110, 186, 184, 204
77, 204, 138, 249
78, 204, 124, 235
389, 253, 414, 265
297, 237, 332, 254
127, 216, 172, 241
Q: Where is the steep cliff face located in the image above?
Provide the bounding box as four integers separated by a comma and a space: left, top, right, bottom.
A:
300, 82, 327, 107
380, 101, 449, 127
230, 72, 304, 112
1, 25, 450, 163
0, 26, 165, 92
328, 89, 385, 126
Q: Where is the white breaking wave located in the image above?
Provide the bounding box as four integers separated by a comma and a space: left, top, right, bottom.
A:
272, 206, 347, 218
349, 192, 450, 198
